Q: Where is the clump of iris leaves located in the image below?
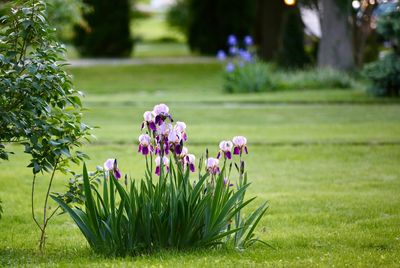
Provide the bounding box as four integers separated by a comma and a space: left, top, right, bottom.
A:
52, 156, 269, 257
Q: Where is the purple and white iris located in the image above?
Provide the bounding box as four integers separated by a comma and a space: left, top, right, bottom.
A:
185, 154, 196, 172
218, 140, 233, 160
168, 128, 183, 154
153, 103, 173, 125
104, 158, 122, 179
232, 136, 248, 155
155, 156, 169, 176
206, 157, 220, 175
141, 111, 156, 131
175, 121, 187, 141
138, 134, 152, 155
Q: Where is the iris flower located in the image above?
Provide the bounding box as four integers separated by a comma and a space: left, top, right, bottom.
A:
232, 136, 248, 155
103, 158, 121, 179
138, 134, 153, 155
153, 103, 173, 125
175, 121, 187, 141
206, 157, 220, 175
185, 154, 196, 172
155, 156, 169, 176
141, 111, 156, 131
217, 140, 233, 160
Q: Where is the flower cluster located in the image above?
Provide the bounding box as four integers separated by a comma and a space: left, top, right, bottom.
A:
217, 34, 255, 73
138, 104, 194, 175
136, 104, 248, 179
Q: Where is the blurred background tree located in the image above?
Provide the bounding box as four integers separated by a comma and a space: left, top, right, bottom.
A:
73, 0, 133, 57
167, 0, 256, 54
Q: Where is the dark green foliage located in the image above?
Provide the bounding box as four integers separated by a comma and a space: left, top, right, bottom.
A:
186, 0, 256, 54
73, 0, 132, 57
53, 160, 268, 256
277, 7, 310, 69
0, 0, 91, 173
363, 53, 400, 96
363, 9, 400, 96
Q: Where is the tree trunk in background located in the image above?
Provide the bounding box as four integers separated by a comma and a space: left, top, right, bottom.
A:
255, 0, 287, 61
318, 0, 354, 70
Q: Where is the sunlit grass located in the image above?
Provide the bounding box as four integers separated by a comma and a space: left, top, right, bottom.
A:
1, 64, 400, 266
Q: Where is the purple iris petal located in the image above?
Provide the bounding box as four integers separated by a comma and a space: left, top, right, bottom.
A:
217, 151, 221, 159
189, 163, 195, 172
114, 168, 121, 180
155, 115, 162, 125
175, 144, 182, 155
142, 146, 149, 155
138, 144, 142, 153
165, 143, 170, 155
149, 122, 156, 131
233, 147, 240, 155
182, 133, 187, 141
225, 151, 232, 159
244, 146, 248, 154
155, 166, 160, 176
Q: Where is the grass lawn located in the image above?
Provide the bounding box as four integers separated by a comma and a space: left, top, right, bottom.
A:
1, 63, 400, 267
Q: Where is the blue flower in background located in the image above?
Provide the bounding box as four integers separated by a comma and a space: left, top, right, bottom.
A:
227, 35, 237, 46
229, 46, 238, 56
244, 36, 253, 46
239, 49, 252, 62
226, 62, 235, 73
216, 50, 226, 61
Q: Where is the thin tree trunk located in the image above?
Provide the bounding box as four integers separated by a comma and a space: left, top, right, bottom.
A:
318, 0, 354, 70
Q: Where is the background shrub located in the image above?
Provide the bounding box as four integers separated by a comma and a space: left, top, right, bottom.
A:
224, 62, 273, 93
362, 9, 400, 97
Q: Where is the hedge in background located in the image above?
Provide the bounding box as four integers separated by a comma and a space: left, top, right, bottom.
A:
74, 0, 132, 57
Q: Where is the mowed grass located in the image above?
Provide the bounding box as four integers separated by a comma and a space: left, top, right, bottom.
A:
1, 63, 400, 267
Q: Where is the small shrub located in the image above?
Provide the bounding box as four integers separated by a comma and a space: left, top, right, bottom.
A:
224, 62, 273, 93
53, 104, 269, 256
218, 35, 273, 93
